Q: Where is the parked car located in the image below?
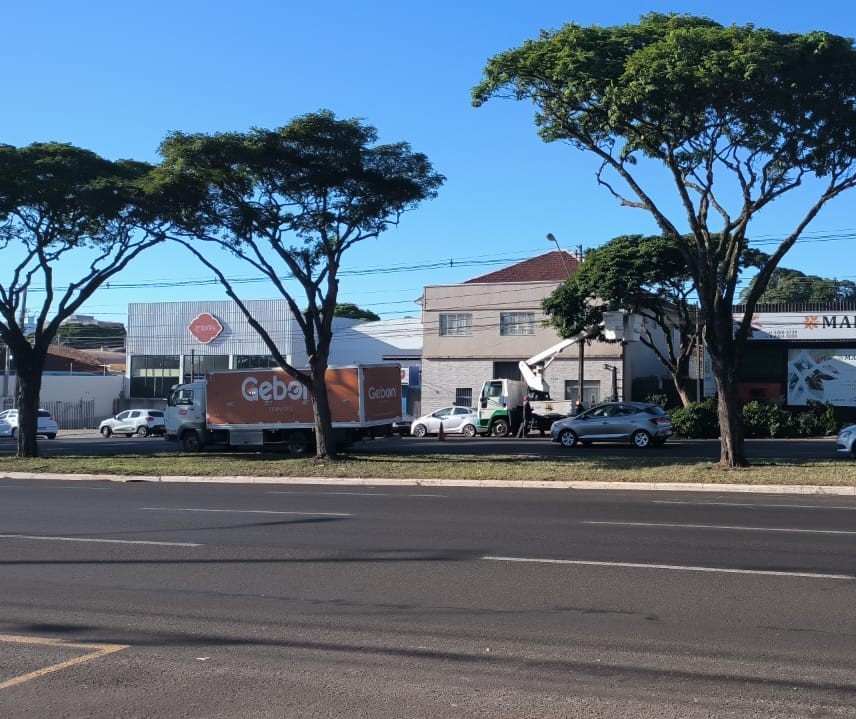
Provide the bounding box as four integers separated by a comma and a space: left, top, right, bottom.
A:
0, 409, 58, 439
99, 409, 166, 438
550, 401, 672, 449
391, 417, 414, 436
835, 423, 856, 458
411, 406, 478, 438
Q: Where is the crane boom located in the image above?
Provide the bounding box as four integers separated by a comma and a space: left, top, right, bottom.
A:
518, 325, 602, 396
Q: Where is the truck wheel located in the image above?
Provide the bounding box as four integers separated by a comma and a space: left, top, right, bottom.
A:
492, 419, 510, 437
181, 431, 202, 452
287, 431, 314, 456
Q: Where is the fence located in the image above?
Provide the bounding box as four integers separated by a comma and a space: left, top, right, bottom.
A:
42, 399, 96, 430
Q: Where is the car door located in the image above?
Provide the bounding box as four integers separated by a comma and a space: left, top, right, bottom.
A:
113, 411, 132, 433
425, 407, 452, 433
445, 406, 471, 432
604, 404, 638, 440
576, 404, 617, 440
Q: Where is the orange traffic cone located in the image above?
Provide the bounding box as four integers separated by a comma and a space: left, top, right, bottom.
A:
438, 421, 446, 441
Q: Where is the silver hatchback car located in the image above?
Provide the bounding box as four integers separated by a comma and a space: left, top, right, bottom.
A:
550, 401, 672, 449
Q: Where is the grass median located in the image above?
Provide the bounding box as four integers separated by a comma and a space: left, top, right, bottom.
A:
0, 451, 854, 486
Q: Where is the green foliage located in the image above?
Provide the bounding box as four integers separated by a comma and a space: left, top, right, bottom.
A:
669, 397, 720, 438
644, 392, 669, 409
474, 13, 856, 464
334, 303, 380, 321
55, 322, 126, 349
740, 266, 856, 304
742, 401, 796, 438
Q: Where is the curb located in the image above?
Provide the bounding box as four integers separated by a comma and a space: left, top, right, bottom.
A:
2, 472, 855, 495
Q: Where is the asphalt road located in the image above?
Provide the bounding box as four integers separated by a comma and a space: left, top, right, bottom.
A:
0, 431, 844, 462
1, 480, 855, 718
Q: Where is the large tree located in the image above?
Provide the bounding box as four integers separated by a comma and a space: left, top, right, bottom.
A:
474, 13, 856, 467
0, 143, 164, 457
543, 235, 699, 407
157, 111, 443, 459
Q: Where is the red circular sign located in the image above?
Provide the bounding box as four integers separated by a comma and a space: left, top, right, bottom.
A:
188, 313, 224, 344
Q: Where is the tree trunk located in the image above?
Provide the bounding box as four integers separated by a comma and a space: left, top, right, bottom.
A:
671, 374, 692, 409
309, 357, 337, 460
15, 365, 43, 458
708, 347, 748, 467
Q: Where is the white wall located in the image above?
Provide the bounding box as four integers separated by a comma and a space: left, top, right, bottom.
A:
40, 375, 124, 420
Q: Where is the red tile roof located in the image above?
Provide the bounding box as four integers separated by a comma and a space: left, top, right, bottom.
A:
465, 251, 579, 283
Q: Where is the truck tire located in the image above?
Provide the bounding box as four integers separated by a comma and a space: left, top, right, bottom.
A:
287, 430, 314, 456
181, 431, 202, 452
492, 419, 510, 437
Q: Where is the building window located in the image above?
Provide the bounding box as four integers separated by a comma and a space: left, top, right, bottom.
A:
130, 355, 180, 398
235, 355, 279, 369
455, 388, 473, 408
183, 354, 229, 382
439, 313, 472, 336
564, 380, 602, 407
500, 312, 535, 336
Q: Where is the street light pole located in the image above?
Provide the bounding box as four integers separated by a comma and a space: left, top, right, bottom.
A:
546, 233, 585, 406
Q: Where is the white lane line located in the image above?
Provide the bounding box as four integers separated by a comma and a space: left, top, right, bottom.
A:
268, 491, 446, 498
584, 520, 856, 536
140, 507, 352, 517
484, 556, 855, 580
0, 534, 200, 547
0, 485, 110, 490
654, 500, 856, 511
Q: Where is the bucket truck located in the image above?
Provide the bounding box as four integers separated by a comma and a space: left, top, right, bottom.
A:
476, 327, 603, 437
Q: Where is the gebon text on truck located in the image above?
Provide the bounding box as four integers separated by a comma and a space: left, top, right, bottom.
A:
165, 364, 402, 453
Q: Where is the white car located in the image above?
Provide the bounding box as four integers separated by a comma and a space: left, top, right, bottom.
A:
99, 409, 166, 438
835, 424, 856, 458
411, 406, 478, 438
0, 409, 59, 439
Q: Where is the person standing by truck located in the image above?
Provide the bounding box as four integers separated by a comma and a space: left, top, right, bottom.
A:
516, 396, 533, 438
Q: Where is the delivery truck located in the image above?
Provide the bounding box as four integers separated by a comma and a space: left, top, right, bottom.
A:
165, 364, 402, 453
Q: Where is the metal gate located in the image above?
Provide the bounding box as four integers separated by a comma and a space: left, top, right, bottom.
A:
43, 399, 96, 430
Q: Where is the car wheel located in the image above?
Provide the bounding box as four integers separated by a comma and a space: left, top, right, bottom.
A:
412, 424, 427, 438
137, 426, 149, 437
558, 429, 578, 448
45, 433, 56, 440
492, 419, 510, 437
462, 423, 476, 438
101, 426, 112, 438
632, 430, 653, 449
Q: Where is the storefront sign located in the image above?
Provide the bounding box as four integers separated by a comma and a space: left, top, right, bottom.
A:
188, 313, 224, 344
749, 313, 856, 341
787, 349, 856, 406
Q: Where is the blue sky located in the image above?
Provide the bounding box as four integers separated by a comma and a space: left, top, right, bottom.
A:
4, 1, 856, 324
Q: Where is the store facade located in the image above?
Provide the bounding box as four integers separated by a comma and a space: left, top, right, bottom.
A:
737, 305, 856, 413
125, 300, 422, 415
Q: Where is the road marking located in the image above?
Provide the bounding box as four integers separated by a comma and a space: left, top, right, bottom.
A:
583, 520, 856, 536
0, 485, 110, 490
483, 556, 855, 580
654, 500, 856, 511
140, 507, 353, 517
0, 634, 128, 690
268, 491, 446, 498
0, 534, 201, 547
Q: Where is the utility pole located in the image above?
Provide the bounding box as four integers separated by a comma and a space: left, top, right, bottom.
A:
547, 233, 585, 405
